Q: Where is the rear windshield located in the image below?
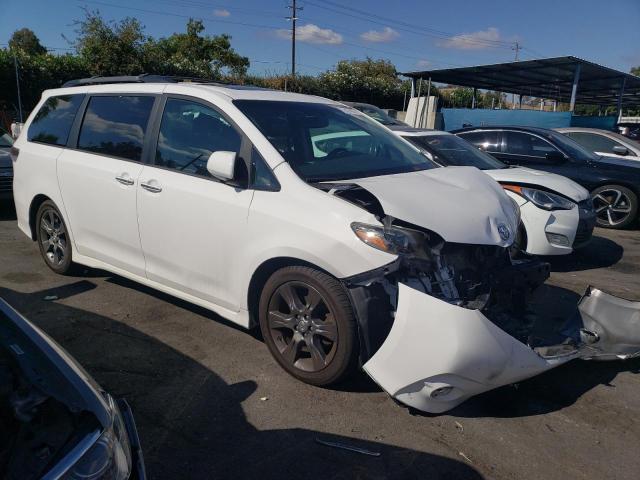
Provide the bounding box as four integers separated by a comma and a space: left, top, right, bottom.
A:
404, 134, 506, 170
234, 100, 432, 182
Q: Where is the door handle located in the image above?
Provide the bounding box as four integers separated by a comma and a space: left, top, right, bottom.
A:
141, 181, 162, 193
115, 174, 135, 186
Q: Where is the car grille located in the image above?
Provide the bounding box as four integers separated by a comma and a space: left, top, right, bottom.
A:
0, 169, 12, 193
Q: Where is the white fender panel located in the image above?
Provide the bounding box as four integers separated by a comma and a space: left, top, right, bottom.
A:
363, 283, 573, 413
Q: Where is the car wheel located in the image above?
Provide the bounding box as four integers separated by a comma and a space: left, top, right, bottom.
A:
36, 200, 74, 274
591, 185, 638, 229
259, 266, 358, 386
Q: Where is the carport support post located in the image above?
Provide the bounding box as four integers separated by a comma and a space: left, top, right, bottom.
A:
616, 76, 627, 118
472, 87, 477, 109
410, 77, 416, 98
413, 78, 422, 127
569, 64, 581, 112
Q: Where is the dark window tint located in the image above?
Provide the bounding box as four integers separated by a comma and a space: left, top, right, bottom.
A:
156, 98, 241, 177
78, 96, 155, 161
503, 131, 558, 157
458, 131, 501, 152
28, 95, 84, 146
565, 132, 633, 156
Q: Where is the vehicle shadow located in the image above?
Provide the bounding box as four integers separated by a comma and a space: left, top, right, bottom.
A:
448, 283, 640, 419
0, 200, 16, 221
0, 283, 484, 480
543, 235, 623, 272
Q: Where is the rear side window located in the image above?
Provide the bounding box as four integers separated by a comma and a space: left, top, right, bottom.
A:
28, 95, 84, 146
565, 132, 632, 156
458, 131, 501, 153
78, 96, 155, 161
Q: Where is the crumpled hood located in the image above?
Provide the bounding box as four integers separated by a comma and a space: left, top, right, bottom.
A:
485, 167, 589, 202
337, 167, 519, 247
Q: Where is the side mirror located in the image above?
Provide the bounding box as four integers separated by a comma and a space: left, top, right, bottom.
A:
612, 145, 629, 156
207, 151, 237, 181
545, 151, 566, 162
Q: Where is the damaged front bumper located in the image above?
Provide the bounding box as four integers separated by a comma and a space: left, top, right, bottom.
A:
363, 283, 640, 414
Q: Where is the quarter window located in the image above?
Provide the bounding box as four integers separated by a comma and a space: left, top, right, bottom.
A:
155, 98, 241, 178
503, 131, 557, 157
27, 95, 84, 146
78, 96, 155, 161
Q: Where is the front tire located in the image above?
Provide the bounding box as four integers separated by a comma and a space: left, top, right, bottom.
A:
36, 200, 75, 274
258, 266, 358, 386
591, 185, 638, 229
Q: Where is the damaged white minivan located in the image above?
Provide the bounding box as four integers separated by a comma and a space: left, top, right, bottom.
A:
12, 77, 640, 413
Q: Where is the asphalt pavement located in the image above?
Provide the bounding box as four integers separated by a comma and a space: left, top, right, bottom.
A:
1, 201, 639, 480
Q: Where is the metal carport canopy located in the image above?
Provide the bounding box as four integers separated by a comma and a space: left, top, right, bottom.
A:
402, 56, 640, 107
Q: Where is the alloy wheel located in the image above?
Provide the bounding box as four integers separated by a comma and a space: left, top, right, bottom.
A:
267, 281, 338, 373
593, 189, 633, 227
39, 209, 68, 267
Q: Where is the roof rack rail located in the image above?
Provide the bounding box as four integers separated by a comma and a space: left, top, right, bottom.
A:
62, 74, 234, 88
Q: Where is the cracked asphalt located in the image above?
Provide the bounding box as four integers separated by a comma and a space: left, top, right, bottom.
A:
1, 201, 639, 480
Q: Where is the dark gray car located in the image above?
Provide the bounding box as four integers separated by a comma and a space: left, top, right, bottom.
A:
0, 131, 12, 200
0, 297, 146, 480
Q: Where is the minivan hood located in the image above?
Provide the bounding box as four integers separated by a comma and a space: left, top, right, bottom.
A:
336, 167, 519, 247
485, 167, 589, 202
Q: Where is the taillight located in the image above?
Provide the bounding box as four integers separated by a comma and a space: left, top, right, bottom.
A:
10, 146, 19, 163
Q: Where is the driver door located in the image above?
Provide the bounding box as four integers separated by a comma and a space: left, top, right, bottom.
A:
136, 96, 253, 310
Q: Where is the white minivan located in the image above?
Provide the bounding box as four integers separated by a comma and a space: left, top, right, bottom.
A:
11, 76, 640, 413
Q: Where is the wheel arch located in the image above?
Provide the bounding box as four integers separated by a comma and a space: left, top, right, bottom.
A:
246, 256, 333, 327
28, 194, 52, 240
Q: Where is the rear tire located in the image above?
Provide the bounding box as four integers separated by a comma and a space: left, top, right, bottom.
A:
258, 266, 358, 386
36, 200, 75, 275
591, 185, 638, 229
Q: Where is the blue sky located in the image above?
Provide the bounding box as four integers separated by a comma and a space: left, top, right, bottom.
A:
1, 0, 639, 76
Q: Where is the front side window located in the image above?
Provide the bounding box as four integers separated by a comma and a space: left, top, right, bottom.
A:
156, 98, 242, 178
406, 134, 506, 170
235, 100, 433, 182
27, 95, 84, 146
565, 132, 633, 156
457, 131, 501, 153
78, 96, 155, 161
503, 131, 558, 158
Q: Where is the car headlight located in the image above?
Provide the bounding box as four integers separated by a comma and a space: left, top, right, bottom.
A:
503, 185, 575, 211
351, 222, 424, 255
62, 394, 132, 480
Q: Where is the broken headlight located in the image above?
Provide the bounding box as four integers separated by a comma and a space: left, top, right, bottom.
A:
61, 394, 132, 480
351, 222, 425, 255
503, 185, 574, 211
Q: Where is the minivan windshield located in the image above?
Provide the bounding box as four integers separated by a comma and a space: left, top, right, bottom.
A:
235, 100, 433, 182
350, 103, 405, 126
404, 134, 506, 170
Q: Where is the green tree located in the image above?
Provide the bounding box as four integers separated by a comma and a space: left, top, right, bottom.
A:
631, 66, 640, 77
145, 19, 249, 78
74, 10, 148, 75
8, 28, 47, 56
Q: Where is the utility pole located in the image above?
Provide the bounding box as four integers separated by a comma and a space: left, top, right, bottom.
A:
511, 41, 521, 109
286, 0, 302, 79
13, 53, 23, 123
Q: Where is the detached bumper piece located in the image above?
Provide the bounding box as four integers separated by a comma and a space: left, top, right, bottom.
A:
363, 284, 640, 414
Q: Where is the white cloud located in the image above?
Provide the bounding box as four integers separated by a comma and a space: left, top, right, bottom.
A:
438, 27, 501, 50
360, 27, 399, 43
213, 9, 230, 17
275, 23, 343, 45
416, 59, 430, 68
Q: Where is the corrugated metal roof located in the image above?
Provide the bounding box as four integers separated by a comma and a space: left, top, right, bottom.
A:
402, 56, 640, 107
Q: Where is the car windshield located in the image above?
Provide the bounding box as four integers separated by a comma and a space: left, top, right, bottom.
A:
404, 134, 506, 170
352, 104, 404, 126
0, 132, 13, 148
234, 100, 433, 182
543, 130, 600, 161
